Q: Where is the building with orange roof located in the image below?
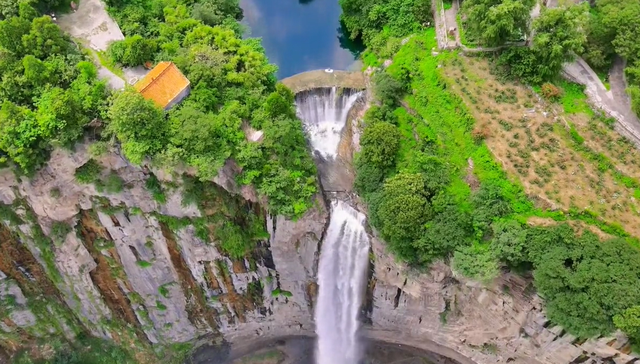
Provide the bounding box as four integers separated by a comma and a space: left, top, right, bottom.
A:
134, 62, 191, 111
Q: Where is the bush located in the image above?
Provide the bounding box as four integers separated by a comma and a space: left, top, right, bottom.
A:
145, 173, 166, 203
102, 172, 124, 194
376, 173, 432, 258
75, 159, 103, 184
540, 83, 563, 101
107, 35, 157, 67
453, 244, 499, 283
373, 71, 406, 106
614, 306, 640, 342
359, 121, 401, 170
50, 221, 71, 244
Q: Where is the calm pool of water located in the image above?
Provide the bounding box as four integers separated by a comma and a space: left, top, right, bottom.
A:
239, 0, 363, 79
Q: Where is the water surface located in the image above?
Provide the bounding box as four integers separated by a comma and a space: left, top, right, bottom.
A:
239, 0, 363, 78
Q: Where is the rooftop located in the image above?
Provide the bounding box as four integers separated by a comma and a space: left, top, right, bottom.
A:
134, 62, 190, 109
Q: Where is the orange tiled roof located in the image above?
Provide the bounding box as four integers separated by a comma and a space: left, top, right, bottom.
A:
134, 62, 190, 109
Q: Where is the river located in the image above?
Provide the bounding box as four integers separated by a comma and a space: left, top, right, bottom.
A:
239, 0, 364, 79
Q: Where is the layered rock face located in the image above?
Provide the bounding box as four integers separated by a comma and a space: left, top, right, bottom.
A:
0, 90, 636, 364
0, 142, 327, 356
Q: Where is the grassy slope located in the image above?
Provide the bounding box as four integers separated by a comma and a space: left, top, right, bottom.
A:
384, 28, 639, 242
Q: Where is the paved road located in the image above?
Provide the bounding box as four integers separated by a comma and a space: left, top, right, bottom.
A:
58, 0, 129, 90
563, 57, 640, 146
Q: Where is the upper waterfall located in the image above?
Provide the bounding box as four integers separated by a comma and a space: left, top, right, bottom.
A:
295, 87, 362, 159
315, 200, 371, 364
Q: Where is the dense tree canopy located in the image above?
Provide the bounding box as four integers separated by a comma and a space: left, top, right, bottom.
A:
102, 0, 317, 217
461, 0, 535, 47
0, 7, 107, 172
498, 3, 588, 84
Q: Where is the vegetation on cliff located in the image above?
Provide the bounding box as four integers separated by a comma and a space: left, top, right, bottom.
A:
343, 0, 640, 343
100, 0, 318, 217
0, 0, 317, 218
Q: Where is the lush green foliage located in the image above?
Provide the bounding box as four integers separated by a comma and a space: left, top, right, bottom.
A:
106, 90, 168, 165
103, 0, 317, 217
339, 0, 431, 56
497, 3, 588, 84
15, 336, 136, 364
615, 306, 640, 342
0, 8, 107, 172
349, 22, 640, 340
460, 0, 535, 47
582, 0, 640, 116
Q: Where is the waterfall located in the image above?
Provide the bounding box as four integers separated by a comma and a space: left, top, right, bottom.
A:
294, 86, 369, 363
296, 87, 362, 159
315, 200, 370, 364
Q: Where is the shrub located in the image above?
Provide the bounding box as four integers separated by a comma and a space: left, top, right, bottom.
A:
453, 244, 499, 283
540, 83, 563, 100
102, 172, 124, 194
145, 173, 166, 203
50, 221, 71, 244
75, 159, 103, 184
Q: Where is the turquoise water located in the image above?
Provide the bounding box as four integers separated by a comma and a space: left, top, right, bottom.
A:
239, 0, 363, 79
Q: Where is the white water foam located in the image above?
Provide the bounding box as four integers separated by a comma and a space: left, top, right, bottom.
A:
315, 200, 370, 364
296, 87, 361, 158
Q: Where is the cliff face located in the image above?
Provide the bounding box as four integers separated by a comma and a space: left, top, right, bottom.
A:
0, 142, 327, 360
0, 100, 637, 364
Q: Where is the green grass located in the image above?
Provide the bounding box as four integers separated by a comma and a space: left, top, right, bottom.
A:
95, 50, 125, 79
385, 29, 634, 242
386, 29, 531, 212
443, 0, 453, 10
558, 81, 594, 115
136, 260, 153, 268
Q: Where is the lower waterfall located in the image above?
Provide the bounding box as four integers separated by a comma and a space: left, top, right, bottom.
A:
315, 200, 370, 364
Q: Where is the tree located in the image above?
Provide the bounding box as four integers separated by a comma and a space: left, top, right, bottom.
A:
359, 121, 401, 170
373, 71, 405, 106
0, 15, 31, 55
490, 219, 528, 266
0, 0, 20, 20
598, 0, 640, 61
35, 87, 84, 146
453, 244, 499, 283
106, 91, 168, 164
529, 4, 589, 79
22, 16, 70, 59
191, 0, 243, 26
534, 232, 640, 337
376, 172, 432, 258
462, 0, 535, 47
0, 101, 45, 171
340, 0, 431, 45
471, 183, 512, 232
498, 3, 588, 83
108, 35, 157, 67
167, 102, 243, 179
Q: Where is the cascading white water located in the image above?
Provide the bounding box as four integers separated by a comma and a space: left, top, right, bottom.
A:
315, 200, 370, 364
296, 87, 362, 159
294, 86, 369, 363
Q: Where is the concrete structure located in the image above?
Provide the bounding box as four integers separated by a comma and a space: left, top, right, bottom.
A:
134, 62, 191, 110
281, 69, 365, 94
